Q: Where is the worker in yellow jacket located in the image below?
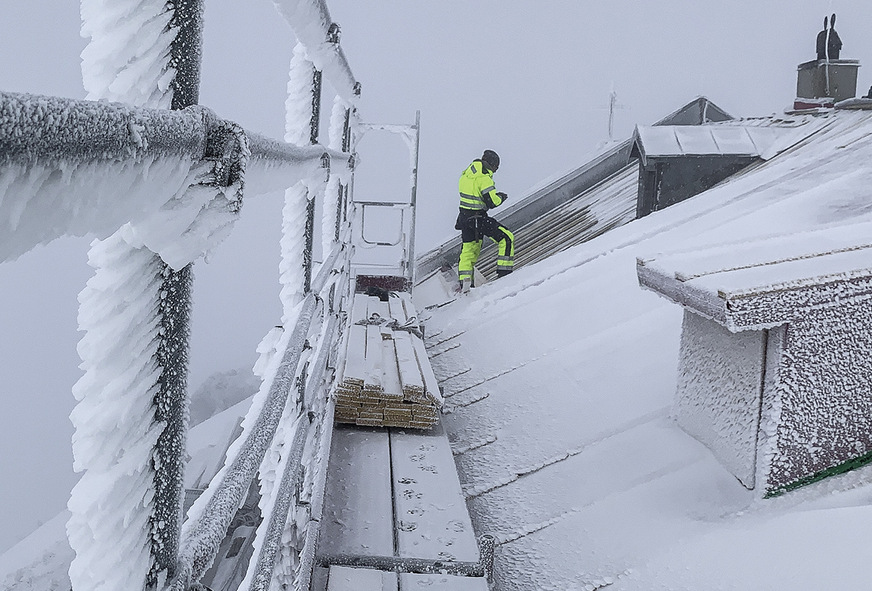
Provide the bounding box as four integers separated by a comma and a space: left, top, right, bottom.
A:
455, 150, 514, 293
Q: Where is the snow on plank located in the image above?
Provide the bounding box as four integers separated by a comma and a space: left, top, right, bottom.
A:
388, 294, 408, 324
390, 423, 480, 563
394, 331, 425, 401
380, 336, 404, 403
362, 324, 385, 400
327, 566, 398, 591
367, 297, 391, 323
410, 332, 444, 407
319, 428, 394, 558
341, 324, 367, 385
351, 293, 370, 324
398, 573, 488, 590
397, 292, 420, 330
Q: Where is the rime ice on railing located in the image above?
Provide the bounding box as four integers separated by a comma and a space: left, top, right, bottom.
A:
244, 39, 321, 591
68, 235, 167, 590
322, 97, 350, 258
270, 0, 359, 102
0, 0, 369, 588
68, 0, 188, 588
66, 0, 231, 587
281, 43, 319, 325
0, 93, 203, 263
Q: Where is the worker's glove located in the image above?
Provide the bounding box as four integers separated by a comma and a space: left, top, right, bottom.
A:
497, 191, 508, 202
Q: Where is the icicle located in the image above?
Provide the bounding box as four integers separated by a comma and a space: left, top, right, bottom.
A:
327, 95, 348, 151
281, 183, 309, 325
80, 0, 177, 108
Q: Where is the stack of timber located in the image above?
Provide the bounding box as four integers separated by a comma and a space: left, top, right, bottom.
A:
334, 293, 443, 429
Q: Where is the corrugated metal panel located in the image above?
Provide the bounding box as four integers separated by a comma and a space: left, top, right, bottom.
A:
415, 98, 741, 284
475, 165, 638, 279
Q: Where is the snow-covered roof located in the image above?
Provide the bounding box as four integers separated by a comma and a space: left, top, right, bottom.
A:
415, 108, 872, 590
637, 221, 872, 330
415, 98, 738, 281
633, 124, 777, 163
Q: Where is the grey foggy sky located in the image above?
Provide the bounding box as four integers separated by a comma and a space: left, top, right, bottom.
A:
2, 0, 872, 554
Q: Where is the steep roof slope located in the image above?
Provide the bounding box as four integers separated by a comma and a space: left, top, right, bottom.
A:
415, 98, 735, 282
417, 109, 872, 590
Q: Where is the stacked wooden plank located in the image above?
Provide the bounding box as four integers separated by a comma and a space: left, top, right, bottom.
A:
334, 293, 443, 430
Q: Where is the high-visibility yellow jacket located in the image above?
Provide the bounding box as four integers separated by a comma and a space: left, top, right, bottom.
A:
458, 159, 503, 211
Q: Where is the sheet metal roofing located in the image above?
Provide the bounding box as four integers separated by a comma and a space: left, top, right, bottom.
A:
633, 124, 779, 162
416, 108, 872, 591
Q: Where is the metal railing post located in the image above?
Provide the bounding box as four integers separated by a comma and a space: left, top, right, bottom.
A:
334, 107, 352, 242
149, 1, 203, 586
406, 110, 421, 287
303, 67, 323, 295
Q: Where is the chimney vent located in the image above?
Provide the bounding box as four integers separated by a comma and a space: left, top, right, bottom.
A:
794, 14, 860, 110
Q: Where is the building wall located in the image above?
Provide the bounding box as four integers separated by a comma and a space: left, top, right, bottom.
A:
762, 295, 872, 495
636, 157, 756, 218
675, 310, 767, 489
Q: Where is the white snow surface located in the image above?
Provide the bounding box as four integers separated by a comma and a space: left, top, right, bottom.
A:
419, 109, 872, 591
0, 512, 73, 590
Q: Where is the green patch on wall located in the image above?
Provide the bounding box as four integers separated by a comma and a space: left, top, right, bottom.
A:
766, 449, 872, 498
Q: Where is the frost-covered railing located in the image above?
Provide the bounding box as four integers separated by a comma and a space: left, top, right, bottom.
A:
270, 0, 360, 103
172, 238, 352, 590
164, 1, 361, 590
0, 91, 348, 264
0, 0, 364, 589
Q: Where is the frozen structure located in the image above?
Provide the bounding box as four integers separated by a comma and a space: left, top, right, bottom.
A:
1, 0, 359, 588
630, 124, 775, 217
638, 223, 872, 495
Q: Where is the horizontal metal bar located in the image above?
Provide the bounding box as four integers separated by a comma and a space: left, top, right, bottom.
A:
248, 308, 342, 591
317, 554, 485, 578
358, 123, 416, 134
169, 294, 320, 590
351, 261, 406, 269
352, 201, 412, 207
247, 132, 352, 172
0, 91, 206, 166
0, 91, 350, 180
0, 91, 352, 262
